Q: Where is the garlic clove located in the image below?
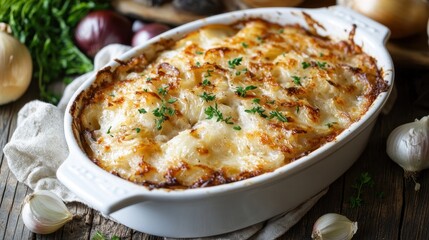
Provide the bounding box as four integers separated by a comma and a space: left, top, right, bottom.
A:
311, 213, 358, 240
21, 190, 73, 234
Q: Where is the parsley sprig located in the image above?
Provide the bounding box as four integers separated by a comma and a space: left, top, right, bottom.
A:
158, 86, 169, 96
228, 57, 243, 69
205, 103, 233, 124
153, 102, 175, 130
245, 106, 267, 118
292, 76, 302, 86
199, 92, 216, 102
235, 85, 257, 97
269, 110, 288, 122
302, 62, 311, 69
350, 172, 374, 208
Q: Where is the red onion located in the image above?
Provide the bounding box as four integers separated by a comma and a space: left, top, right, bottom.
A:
74, 10, 132, 57
131, 23, 170, 47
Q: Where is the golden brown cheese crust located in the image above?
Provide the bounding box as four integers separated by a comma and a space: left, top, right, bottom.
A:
72, 19, 388, 189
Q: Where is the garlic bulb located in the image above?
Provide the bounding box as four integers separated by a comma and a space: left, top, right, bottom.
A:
311, 213, 358, 240
21, 190, 73, 234
0, 22, 33, 105
337, 0, 429, 38
386, 116, 429, 190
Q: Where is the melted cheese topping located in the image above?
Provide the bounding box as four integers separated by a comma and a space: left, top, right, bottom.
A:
73, 19, 387, 189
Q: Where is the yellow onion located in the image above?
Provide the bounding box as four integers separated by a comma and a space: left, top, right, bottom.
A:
338, 0, 429, 38
0, 23, 33, 105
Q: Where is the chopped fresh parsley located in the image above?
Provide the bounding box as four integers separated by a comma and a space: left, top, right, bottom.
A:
205, 103, 233, 124
241, 42, 249, 48
317, 61, 327, 69
135, 128, 141, 133
146, 77, 152, 82
204, 69, 213, 77
202, 79, 211, 86
168, 98, 177, 104
326, 122, 337, 128
292, 76, 302, 86
157, 86, 168, 96
267, 100, 275, 105
296, 105, 300, 113
138, 108, 147, 114
278, 29, 284, 34
195, 51, 204, 55
196, 61, 201, 67
245, 106, 267, 118
199, 92, 216, 102
233, 126, 242, 130
269, 110, 288, 122
256, 36, 263, 43
153, 102, 175, 130
228, 57, 243, 69
235, 85, 257, 97
302, 62, 311, 69
107, 126, 112, 134
252, 98, 261, 104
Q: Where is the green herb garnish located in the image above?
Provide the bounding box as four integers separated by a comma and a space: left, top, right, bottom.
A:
350, 172, 374, 208
195, 51, 203, 55
269, 110, 288, 122
245, 106, 267, 118
252, 98, 261, 104
204, 69, 213, 77
302, 62, 311, 69
199, 92, 216, 102
107, 126, 112, 134
158, 86, 168, 96
168, 98, 177, 104
233, 126, 242, 130
235, 85, 257, 97
153, 102, 175, 130
205, 103, 233, 124
196, 61, 201, 67
292, 76, 302, 86
228, 57, 243, 69
241, 42, 249, 48
326, 122, 337, 128
317, 61, 327, 69
138, 108, 147, 114
202, 79, 211, 86
135, 128, 141, 133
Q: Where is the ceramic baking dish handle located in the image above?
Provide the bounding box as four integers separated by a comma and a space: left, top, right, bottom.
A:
57, 155, 145, 215
324, 6, 391, 44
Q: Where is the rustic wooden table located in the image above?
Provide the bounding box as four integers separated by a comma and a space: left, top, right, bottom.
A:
2, 0, 429, 238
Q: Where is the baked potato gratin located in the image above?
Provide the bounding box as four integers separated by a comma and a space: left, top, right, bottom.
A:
71, 18, 388, 189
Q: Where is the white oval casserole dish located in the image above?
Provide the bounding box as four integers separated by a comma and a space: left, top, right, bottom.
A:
58, 6, 394, 238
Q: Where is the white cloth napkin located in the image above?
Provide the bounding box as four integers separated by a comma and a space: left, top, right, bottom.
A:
3, 44, 327, 239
